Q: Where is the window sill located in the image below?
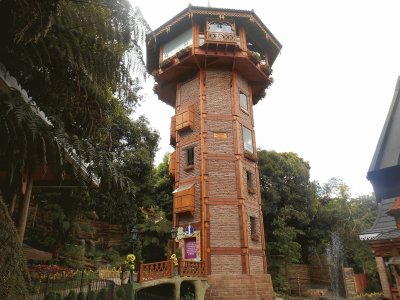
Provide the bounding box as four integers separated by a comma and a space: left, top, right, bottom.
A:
240, 107, 250, 115
244, 151, 257, 162
184, 165, 194, 171
251, 234, 260, 241
247, 187, 256, 194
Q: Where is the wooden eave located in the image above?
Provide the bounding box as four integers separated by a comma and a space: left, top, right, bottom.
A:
146, 5, 282, 73
153, 49, 272, 107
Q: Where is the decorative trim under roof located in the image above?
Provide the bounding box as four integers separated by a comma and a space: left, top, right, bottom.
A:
150, 5, 282, 50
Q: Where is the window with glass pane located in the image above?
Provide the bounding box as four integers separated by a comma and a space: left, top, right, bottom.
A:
187, 147, 194, 166
243, 127, 253, 153
240, 92, 248, 111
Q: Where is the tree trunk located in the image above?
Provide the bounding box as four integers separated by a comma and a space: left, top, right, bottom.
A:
17, 176, 33, 243
8, 192, 17, 216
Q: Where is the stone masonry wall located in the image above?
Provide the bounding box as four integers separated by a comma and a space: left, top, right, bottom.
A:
207, 159, 237, 198
210, 255, 242, 275
206, 69, 231, 114
180, 76, 199, 106
206, 119, 234, 154
209, 206, 240, 248
205, 274, 274, 300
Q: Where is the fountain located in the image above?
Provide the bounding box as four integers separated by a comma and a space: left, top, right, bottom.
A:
326, 232, 345, 298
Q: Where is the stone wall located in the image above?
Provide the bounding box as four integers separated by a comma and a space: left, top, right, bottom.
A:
205, 274, 274, 300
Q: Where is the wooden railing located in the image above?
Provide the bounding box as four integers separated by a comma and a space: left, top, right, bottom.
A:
138, 260, 207, 283
179, 260, 206, 277
139, 260, 173, 283
206, 31, 236, 43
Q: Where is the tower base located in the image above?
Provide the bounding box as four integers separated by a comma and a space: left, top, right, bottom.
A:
205, 274, 274, 300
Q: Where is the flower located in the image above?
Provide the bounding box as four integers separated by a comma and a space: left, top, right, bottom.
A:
170, 254, 178, 266
125, 254, 135, 271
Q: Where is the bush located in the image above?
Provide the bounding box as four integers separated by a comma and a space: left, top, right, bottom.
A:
115, 286, 126, 300
86, 290, 97, 300
64, 290, 77, 300
96, 288, 107, 300
45, 292, 62, 300
45, 292, 57, 300
77, 292, 86, 300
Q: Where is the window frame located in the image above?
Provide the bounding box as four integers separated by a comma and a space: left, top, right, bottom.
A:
246, 170, 256, 194
239, 90, 249, 113
185, 146, 195, 170
242, 126, 254, 154
250, 216, 259, 241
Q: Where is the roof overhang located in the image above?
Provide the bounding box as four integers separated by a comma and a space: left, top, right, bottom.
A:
146, 5, 282, 72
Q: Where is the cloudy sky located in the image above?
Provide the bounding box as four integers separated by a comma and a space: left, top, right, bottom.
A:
131, 0, 400, 196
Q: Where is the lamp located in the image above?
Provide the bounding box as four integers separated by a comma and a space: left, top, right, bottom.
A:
171, 227, 177, 240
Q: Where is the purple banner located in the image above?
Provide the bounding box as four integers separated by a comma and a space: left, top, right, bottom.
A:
184, 238, 197, 259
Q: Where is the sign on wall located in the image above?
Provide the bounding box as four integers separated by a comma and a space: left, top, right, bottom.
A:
184, 237, 197, 259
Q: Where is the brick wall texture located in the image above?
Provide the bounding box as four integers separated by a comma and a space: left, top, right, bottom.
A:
207, 159, 237, 198
209, 206, 240, 248
205, 274, 274, 300
173, 69, 269, 294
206, 70, 232, 114
375, 256, 392, 299
210, 255, 242, 274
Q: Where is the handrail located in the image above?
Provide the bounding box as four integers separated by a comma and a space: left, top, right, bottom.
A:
138, 260, 207, 283
139, 260, 173, 283
179, 260, 206, 277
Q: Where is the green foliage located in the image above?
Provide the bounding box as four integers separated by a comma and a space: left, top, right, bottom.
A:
137, 207, 172, 262
45, 292, 62, 300
0, 0, 153, 203
86, 290, 97, 300
115, 286, 126, 300
64, 290, 77, 300
104, 248, 124, 265
152, 154, 174, 221
258, 150, 312, 265
77, 292, 86, 300
96, 288, 107, 300
258, 150, 380, 293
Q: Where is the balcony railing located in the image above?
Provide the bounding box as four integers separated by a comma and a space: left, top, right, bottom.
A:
138, 260, 206, 283
139, 260, 173, 283
179, 260, 206, 277
206, 31, 236, 43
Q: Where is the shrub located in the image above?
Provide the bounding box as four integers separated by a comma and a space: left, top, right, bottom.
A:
86, 290, 97, 300
64, 290, 77, 300
77, 292, 85, 300
96, 288, 107, 300
115, 286, 126, 300
45, 292, 57, 300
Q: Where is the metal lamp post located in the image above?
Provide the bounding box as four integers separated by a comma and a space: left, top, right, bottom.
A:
128, 225, 138, 284
170, 227, 177, 256
131, 225, 138, 254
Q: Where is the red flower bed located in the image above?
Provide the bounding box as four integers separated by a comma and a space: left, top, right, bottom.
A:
29, 264, 77, 281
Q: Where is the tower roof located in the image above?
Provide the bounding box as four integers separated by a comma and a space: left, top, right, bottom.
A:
367, 77, 400, 201
146, 5, 282, 71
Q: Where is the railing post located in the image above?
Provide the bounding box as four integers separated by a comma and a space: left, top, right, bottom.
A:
170, 259, 174, 278
139, 261, 143, 283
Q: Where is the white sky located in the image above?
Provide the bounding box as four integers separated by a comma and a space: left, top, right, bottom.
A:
131, 0, 400, 196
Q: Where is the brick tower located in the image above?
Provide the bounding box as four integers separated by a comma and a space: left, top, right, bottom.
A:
146, 5, 281, 299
